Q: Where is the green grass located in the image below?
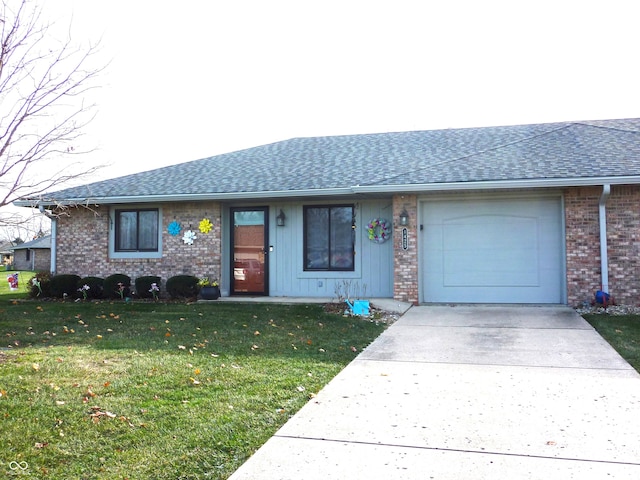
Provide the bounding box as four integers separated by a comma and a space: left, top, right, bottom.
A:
0, 270, 34, 299
0, 298, 385, 479
583, 314, 640, 372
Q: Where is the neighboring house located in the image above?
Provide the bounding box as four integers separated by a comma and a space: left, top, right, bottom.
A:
13, 119, 640, 306
0, 242, 14, 266
11, 236, 52, 271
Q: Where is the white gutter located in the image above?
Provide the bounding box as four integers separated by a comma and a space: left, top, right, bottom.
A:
13, 175, 640, 207
13, 187, 356, 207
599, 185, 610, 295
38, 204, 57, 274
352, 175, 640, 194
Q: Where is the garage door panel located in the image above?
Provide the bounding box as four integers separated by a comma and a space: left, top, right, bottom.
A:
423, 197, 563, 303
443, 215, 539, 287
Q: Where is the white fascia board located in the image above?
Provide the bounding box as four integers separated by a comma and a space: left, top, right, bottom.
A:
14, 176, 640, 207
15, 187, 355, 207
350, 176, 640, 194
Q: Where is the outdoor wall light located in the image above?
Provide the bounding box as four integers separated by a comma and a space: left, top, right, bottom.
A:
276, 209, 286, 227
399, 208, 409, 226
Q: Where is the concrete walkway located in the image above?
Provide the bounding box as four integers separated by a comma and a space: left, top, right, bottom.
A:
228, 305, 640, 479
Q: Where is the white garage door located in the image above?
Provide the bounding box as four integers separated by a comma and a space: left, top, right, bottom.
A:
422, 196, 564, 303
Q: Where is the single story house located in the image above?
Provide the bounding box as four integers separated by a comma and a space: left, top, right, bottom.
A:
11, 235, 52, 271
0, 242, 14, 266
14, 118, 640, 306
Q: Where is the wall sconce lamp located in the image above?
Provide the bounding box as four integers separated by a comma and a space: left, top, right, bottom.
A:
276, 209, 286, 227
399, 209, 409, 226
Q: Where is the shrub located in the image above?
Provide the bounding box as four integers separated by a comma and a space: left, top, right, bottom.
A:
166, 275, 199, 299
49, 274, 82, 298
104, 274, 132, 299
28, 271, 52, 298
135, 276, 161, 299
77, 277, 105, 300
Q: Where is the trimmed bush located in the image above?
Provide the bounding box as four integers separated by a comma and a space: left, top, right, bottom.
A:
104, 274, 132, 299
77, 277, 105, 300
166, 275, 199, 299
50, 274, 82, 298
135, 276, 161, 299
28, 271, 52, 298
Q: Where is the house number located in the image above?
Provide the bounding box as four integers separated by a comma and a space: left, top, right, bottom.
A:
402, 228, 408, 250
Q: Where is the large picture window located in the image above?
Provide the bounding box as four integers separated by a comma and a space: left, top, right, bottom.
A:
304, 205, 355, 271
115, 209, 159, 252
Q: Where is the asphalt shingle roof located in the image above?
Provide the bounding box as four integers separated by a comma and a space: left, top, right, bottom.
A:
11, 236, 51, 250
25, 118, 640, 204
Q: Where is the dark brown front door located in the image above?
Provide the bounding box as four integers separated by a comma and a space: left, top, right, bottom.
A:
231, 207, 268, 295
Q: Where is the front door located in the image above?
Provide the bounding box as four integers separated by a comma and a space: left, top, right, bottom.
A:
231, 207, 268, 295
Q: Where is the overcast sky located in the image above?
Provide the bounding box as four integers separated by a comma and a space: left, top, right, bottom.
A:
37, 0, 640, 182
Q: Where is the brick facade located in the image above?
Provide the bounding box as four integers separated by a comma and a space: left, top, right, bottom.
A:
52, 185, 640, 306
392, 194, 419, 304
12, 248, 51, 271
54, 202, 222, 288
564, 185, 640, 306
564, 187, 602, 306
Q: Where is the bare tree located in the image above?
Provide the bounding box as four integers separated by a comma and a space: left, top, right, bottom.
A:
0, 0, 105, 222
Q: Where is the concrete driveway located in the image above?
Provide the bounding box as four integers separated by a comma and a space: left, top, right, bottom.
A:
229, 305, 640, 479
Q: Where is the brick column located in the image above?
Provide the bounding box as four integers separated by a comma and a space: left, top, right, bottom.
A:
393, 194, 419, 304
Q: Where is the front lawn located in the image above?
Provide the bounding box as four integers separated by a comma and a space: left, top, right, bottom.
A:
0, 300, 385, 479
583, 314, 640, 372
0, 270, 34, 299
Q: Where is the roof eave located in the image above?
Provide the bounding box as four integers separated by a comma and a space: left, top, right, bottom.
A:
14, 176, 640, 207
13, 187, 357, 207
351, 176, 640, 194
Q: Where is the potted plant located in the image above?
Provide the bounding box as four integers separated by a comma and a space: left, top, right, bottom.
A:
198, 277, 220, 300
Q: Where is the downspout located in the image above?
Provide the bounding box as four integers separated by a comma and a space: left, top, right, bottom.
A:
39, 204, 57, 274
49, 218, 57, 274
598, 184, 610, 295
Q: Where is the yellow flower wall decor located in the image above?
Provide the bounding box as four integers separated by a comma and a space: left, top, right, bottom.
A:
199, 218, 213, 234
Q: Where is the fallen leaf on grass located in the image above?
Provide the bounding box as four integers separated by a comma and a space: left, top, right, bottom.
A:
34, 442, 48, 449
89, 407, 118, 423
32, 363, 40, 371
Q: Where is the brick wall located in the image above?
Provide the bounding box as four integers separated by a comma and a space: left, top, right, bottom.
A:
54, 202, 222, 287
565, 185, 640, 307
12, 249, 51, 271
603, 185, 640, 305
392, 194, 419, 304
564, 187, 601, 306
